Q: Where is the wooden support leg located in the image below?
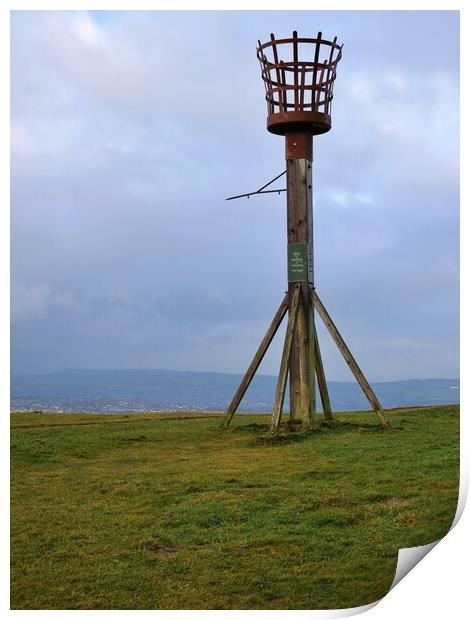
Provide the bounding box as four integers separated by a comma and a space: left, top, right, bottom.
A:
313, 323, 333, 422
224, 294, 288, 427
271, 284, 301, 433
289, 282, 313, 424
311, 289, 390, 429
308, 292, 316, 428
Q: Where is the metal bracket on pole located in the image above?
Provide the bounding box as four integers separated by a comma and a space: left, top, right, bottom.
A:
226, 170, 286, 201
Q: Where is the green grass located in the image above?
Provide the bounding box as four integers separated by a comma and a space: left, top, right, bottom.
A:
10, 405, 459, 610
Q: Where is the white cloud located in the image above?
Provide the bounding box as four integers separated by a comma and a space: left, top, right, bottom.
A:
11, 285, 87, 323
11, 285, 50, 322
72, 13, 107, 47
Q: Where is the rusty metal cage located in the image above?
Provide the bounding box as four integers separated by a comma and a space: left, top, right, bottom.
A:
257, 31, 343, 136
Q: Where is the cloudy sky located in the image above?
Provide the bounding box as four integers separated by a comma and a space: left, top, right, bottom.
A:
11, 10, 459, 380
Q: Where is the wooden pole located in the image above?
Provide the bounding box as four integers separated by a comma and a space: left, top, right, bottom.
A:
313, 322, 333, 422
224, 294, 288, 426
286, 132, 315, 426
271, 284, 300, 432
311, 289, 390, 428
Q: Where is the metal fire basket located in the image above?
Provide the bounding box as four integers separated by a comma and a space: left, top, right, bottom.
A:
257, 31, 343, 136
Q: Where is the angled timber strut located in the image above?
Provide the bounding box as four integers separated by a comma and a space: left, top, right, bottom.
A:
224, 294, 288, 426
271, 284, 301, 432
223, 286, 389, 430
224, 31, 389, 433
311, 290, 389, 428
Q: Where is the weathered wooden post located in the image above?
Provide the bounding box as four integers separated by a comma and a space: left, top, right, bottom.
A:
259, 32, 343, 426
224, 31, 390, 432
285, 132, 314, 425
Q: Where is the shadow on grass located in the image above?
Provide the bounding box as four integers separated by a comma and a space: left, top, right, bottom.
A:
219, 412, 407, 448
334, 420, 406, 433
223, 416, 404, 446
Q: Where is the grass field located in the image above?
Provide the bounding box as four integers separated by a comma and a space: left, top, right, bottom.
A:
11, 405, 459, 610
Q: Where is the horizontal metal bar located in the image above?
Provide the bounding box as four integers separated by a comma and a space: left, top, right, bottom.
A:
226, 170, 286, 202
226, 188, 286, 201
257, 36, 342, 51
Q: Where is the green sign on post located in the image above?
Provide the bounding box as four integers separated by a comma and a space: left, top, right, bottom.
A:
288, 243, 308, 282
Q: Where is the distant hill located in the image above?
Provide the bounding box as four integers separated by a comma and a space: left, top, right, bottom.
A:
10, 369, 460, 413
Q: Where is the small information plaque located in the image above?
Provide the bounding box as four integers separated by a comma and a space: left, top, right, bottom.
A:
288, 243, 308, 282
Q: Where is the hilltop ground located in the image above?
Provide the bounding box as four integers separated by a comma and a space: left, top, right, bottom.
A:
11, 405, 459, 610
